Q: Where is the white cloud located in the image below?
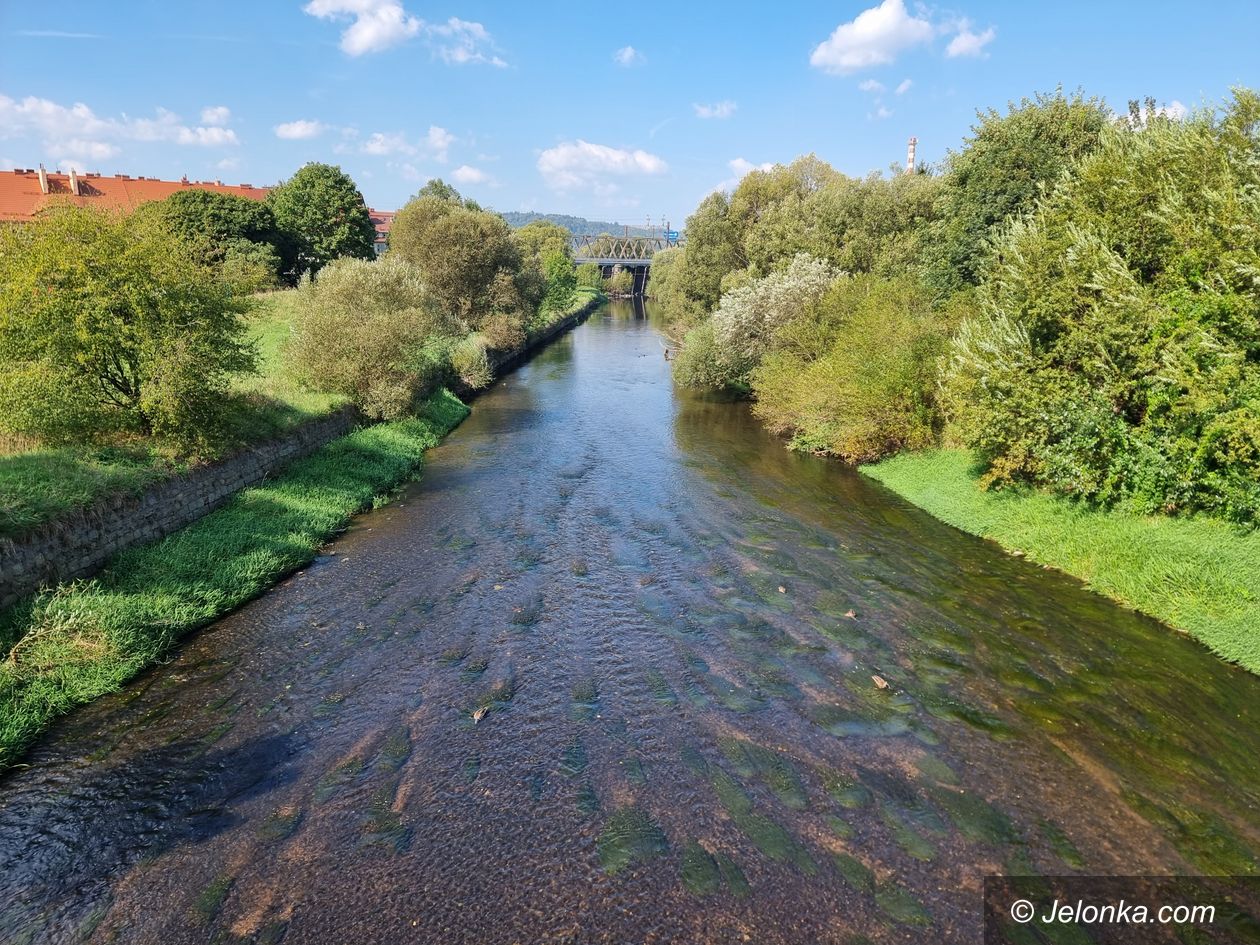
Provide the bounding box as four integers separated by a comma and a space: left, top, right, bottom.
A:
945, 22, 996, 58
1160, 100, 1188, 120
425, 125, 454, 161
693, 100, 737, 119
871, 105, 893, 120
427, 17, 506, 67
858, 79, 885, 94
452, 164, 490, 185
303, 0, 421, 56
0, 94, 237, 167
537, 139, 667, 192
713, 156, 775, 193
895, 78, 913, 95
361, 124, 453, 161
810, 0, 934, 74
200, 105, 231, 126
274, 119, 327, 139
613, 45, 643, 66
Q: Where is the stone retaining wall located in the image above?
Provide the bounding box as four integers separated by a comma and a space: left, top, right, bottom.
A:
0, 293, 603, 608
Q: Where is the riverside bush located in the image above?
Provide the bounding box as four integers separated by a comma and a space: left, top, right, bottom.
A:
0, 206, 255, 452
944, 91, 1260, 522
752, 274, 956, 462
287, 256, 458, 419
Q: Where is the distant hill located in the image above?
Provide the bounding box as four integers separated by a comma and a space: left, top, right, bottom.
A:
500, 211, 652, 237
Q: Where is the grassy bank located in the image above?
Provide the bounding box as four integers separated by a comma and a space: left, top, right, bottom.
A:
861, 449, 1260, 673
0, 389, 469, 769
0, 291, 344, 540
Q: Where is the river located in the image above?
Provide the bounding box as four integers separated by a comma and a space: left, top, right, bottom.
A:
2, 300, 1258, 944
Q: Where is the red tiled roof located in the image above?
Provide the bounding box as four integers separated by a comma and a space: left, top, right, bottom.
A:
369, 209, 395, 243
0, 167, 271, 222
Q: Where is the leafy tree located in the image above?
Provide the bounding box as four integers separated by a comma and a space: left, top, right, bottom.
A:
943, 90, 1260, 521
926, 89, 1110, 292
0, 206, 255, 450
543, 251, 577, 311
286, 256, 457, 419
266, 163, 376, 278
389, 198, 523, 325
513, 219, 573, 263
576, 262, 603, 288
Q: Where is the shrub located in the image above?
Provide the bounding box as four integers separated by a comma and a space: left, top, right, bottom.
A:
155, 188, 291, 282
604, 269, 634, 295
543, 251, 577, 312
576, 262, 603, 289
450, 336, 492, 389
286, 256, 457, 419
221, 238, 282, 293
0, 206, 255, 452
942, 90, 1260, 522
752, 274, 957, 463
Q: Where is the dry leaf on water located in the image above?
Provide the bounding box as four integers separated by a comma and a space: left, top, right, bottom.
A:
471, 705, 490, 723
872, 675, 889, 690
844, 610, 857, 620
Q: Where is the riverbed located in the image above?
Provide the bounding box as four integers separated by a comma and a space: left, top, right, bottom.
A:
2, 300, 1257, 944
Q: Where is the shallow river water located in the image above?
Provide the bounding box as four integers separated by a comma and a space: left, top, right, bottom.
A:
2, 301, 1259, 944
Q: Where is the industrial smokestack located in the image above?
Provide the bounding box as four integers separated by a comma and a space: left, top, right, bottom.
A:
906, 137, 918, 175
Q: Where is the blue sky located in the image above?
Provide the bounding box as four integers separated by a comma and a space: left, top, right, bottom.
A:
2, 1, 1258, 225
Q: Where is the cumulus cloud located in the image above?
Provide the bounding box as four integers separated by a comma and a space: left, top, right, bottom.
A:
693, 100, 737, 119
200, 105, 231, 126
858, 79, 885, 94
713, 157, 775, 193
360, 125, 453, 161
945, 22, 996, 58
427, 17, 506, 66
452, 164, 490, 185
871, 104, 893, 120
613, 45, 644, 66
302, 0, 421, 55
537, 139, 666, 193
895, 78, 913, 95
0, 93, 238, 167
274, 119, 327, 139
810, 0, 933, 74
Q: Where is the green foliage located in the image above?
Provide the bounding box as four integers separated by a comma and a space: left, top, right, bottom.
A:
154, 188, 292, 281
863, 448, 1260, 671
752, 274, 957, 462
0, 206, 255, 453
675, 191, 743, 314
926, 89, 1110, 292
542, 250, 577, 312
604, 269, 634, 295
286, 256, 457, 419
513, 219, 573, 263
266, 162, 376, 277
575, 262, 603, 289
389, 197, 524, 324
943, 90, 1260, 522
0, 390, 469, 769
450, 336, 492, 389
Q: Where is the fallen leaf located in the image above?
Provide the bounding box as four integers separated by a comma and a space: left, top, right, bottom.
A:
844, 609, 857, 620
493, 584, 504, 591
471, 705, 489, 723
777, 586, 786, 594
872, 675, 889, 690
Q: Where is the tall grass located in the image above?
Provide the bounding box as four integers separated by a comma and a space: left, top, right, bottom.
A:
862, 449, 1260, 673
0, 389, 469, 768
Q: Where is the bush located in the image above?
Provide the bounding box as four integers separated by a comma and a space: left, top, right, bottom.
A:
752, 274, 956, 463
604, 269, 634, 296
942, 90, 1260, 522
450, 336, 492, 389
286, 256, 457, 419
221, 238, 282, 293
543, 251, 577, 312
0, 206, 255, 452
576, 262, 603, 289
155, 188, 291, 282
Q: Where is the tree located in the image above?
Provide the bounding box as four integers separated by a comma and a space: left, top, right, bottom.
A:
513, 219, 572, 264
267, 163, 375, 278
389, 198, 523, 324
0, 206, 255, 450
926, 89, 1110, 292
543, 251, 577, 311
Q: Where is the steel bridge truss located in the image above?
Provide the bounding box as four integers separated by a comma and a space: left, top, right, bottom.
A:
570, 234, 679, 265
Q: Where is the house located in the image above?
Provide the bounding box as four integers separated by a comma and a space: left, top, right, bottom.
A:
369, 209, 395, 255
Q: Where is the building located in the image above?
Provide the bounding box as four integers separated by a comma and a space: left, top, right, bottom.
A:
0, 166, 395, 248
368, 208, 395, 256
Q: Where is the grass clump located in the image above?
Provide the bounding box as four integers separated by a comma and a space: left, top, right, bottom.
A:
0, 389, 469, 770
862, 448, 1260, 671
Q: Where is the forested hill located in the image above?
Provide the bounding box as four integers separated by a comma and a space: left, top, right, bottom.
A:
499, 212, 651, 237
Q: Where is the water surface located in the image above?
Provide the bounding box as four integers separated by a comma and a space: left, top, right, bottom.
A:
2, 301, 1258, 944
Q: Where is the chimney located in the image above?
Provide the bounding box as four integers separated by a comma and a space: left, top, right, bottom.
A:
69, 167, 81, 195
37, 163, 49, 194
906, 136, 918, 175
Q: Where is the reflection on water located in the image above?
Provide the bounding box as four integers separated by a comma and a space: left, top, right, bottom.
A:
1, 300, 1257, 944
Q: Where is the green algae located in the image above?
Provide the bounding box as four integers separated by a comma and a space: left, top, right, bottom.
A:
560, 738, 587, 777
710, 768, 815, 873
577, 781, 601, 815
645, 669, 678, 706
597, 807, 668, 874
191, 874, 233, 925
927, 785, 1017, 845
833, 853, 874, 893
717, 737, 808, 809
257, 807, 303, 841
681, 841, 722, 895
874, 883, 930, 926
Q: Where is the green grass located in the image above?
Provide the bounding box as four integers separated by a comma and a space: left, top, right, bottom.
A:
861, 448, 1260, 673
0, 389, 469, 769
0, 290, 343, 540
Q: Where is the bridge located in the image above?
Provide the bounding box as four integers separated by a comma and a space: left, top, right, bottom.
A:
570, 234, 680, 267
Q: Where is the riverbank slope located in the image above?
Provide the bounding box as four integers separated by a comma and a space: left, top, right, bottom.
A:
861, 448, 1260, 674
